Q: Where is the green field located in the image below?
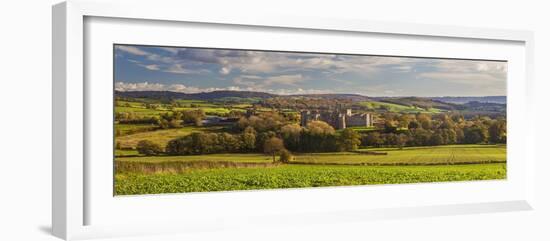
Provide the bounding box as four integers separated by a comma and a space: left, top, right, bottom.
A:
116, 153, 276, 163
116, 145, 506, 166
115, 126, 219, 149
114, 144, 507, 195
358, 101, 441, 113
115, 163, 506, 195
347, 126, 378, 133
115, 106, 168, 117
295, 145, 505, 165
115, 123, 158, 136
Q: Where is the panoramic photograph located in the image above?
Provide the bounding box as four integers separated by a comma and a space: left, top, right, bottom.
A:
113, 44, 507, 195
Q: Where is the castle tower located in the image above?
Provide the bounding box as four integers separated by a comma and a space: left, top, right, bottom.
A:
300, 110, 310, 126
337, 113, 346, 129
365, 113, 374, 127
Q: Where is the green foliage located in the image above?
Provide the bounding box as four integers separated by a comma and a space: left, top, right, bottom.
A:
489, 119, 506, 143
242, 126, 257, 150
136, 140, 163, 156
115, 163, 506, 195
280, 124, 302, 150
363, 132, 384, 147
298, 121, 338, 152
464, 125, 488, 144
408, 120, 420, 129
166, 132, 245, 155
338, 128, 361, 151
263, 137, 285, 162
279, 149, 293, 163
237, 112, 284, 132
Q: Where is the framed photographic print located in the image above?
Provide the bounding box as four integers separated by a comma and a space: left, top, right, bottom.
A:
53, 0, 535, 240
112, 44, 509, 195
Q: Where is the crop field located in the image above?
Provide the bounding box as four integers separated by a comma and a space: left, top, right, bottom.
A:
114, 145, 507, 194
295, 145, 506, 165
115, 149, 140, 157
116, 145, 505, 165
172, 106, 235, 114
115, 126, 220, 149
115, 106, 168, 117
116, 153, 277, 163
115, 163, 506, 195
115, 123, 158, 136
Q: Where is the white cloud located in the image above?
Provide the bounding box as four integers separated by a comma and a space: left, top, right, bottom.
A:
115, 46, 149, 56
156, 47, 179, 54
115, 81, 337, 96
232, 74, 305, 88
144, 64, 160, 71
115, 81, 244, 93
264, 74, 304, 86
164, 64, 189, 74
418, 59, 507, 86
219, 67, 231, 75
115, 45, 507, 96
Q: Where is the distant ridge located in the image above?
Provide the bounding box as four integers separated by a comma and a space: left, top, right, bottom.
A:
432, 96, 506, 104
286, 93, 371, 102
114, 90, 372, 101
115, 90, 506, 106
115, 90, 277, 100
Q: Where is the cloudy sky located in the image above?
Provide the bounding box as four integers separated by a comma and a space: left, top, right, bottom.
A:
114, 44, 507, 97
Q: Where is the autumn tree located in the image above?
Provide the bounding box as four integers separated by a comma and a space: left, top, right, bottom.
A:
280, 124, 302, 151
489, 119, 506, 143
263, 137, 285, 162
241, 126, 257, 151
279, 149, 293, 163
339, 128, 361, 151
464, 125, 488, 144
136, 140, 163, 156
364, 132, 384, 147
395, 133, 408, 149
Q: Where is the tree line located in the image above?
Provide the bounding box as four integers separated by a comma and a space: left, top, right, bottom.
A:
135, 111, 506, 161
364, 113, 506, 148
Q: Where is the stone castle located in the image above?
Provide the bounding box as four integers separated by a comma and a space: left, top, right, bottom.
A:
300, 108, 374, 129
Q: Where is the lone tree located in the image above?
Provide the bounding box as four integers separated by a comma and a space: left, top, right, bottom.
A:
263, 137, 284, 162
136, 140, 163, 156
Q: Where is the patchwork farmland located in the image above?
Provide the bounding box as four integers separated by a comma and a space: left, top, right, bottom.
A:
114, 90, 507, 195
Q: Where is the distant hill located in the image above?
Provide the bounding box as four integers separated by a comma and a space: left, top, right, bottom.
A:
115, 90, 277, 100
374, 96, 459, 111
115, 90, 373, 102
289, 93, 372, 102
115, 91, 506, 115
432, 96, 506, 104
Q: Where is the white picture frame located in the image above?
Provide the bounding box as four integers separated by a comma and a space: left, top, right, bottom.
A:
52, 0, 535, 240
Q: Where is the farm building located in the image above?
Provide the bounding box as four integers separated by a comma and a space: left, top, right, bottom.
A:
202, 116, 240, 126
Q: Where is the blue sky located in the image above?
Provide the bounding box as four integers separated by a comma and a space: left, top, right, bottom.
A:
114, 44, 507, 97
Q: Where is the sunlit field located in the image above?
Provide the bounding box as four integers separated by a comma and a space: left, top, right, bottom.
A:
115, 163, 506, 195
